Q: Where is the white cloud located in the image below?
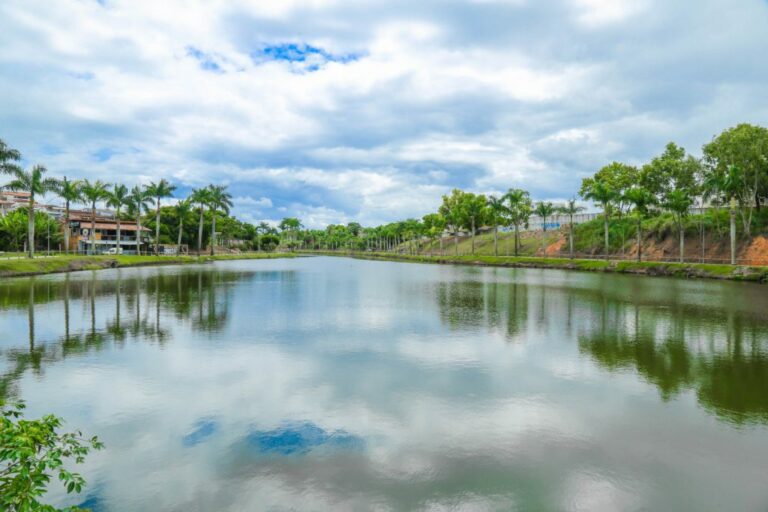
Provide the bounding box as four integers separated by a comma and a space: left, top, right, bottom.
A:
1, 0, 767, 227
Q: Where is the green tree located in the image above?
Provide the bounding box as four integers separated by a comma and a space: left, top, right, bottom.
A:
558, 199, 585, 259
144, 179, 176, 255
173, 199, 193, 247
422, 213, 446, 255
581, 179, 617, 259
703, 123, 768, 235
459, 193, 487, 255
640, 143, 700, 200
581, 162, 638, 215
534, 201, 556, 256
503, 188, 532, 256
80, 180, 109, 255
278, 217, 303, 249
190, 187, 212, 256
126, 186, 151, 256
0, 210, 28, 251
207, 185, 233, 256
0, 139, 22, 175
663, 189, 694, 263
1, 400, 104, 512
1, 165, 58, 258
623, 187, 657, 262
106, 183, 129, 253
722, 165, 744, 265
438, 189, 465, 256
486, 195, 506, 257
54, 177, 82, 255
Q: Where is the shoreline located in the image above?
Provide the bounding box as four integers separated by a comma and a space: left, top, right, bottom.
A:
302, 251, 768, 284
0, 253, 297, 279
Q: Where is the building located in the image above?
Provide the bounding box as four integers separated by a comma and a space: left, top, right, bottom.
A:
65, 210, 150, 254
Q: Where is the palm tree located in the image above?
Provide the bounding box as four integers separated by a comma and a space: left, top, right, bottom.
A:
581, 181, 616, 260
145, 179, 176, 255
173, 199, 193, 248
1, 165, 58, 258
534, 201, 556, 256
0, 139, 21, 174
503, 188, 532, 257
80, 179, 109, 255
127, 186, 151, 256
106, 183, 129, 254
206, 185, 233, 256
190, 187, 212, 256
722, 165, 743, 265
55, 177, 82, 254
487, 195, 506, 256
623, 187, 657, 262
462, 194, 487, 256
558, 199, 585, 259
663, 190, 693, 263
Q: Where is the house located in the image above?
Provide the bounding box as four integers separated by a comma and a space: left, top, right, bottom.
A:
65, 210, 150, 254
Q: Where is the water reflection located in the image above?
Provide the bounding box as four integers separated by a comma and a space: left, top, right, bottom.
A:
0, 267, 258, 401
0, 258, 767, 511
578, 303, 768, 425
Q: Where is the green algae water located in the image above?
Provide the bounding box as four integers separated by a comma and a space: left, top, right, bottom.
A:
1, 256, 767, 511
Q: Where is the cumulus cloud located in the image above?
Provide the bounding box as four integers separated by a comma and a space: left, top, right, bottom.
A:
1, 0, 767, 227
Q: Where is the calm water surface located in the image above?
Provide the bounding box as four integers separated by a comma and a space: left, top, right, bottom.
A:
1, 256, 767, 511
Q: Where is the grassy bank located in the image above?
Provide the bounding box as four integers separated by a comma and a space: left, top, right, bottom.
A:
0, 252, 296, 278
303, 251, 768, 283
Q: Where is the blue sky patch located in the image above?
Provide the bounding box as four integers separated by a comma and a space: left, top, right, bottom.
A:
252, 43, 361, 72
186, 46, 224, 73
92, 147, 118, 162
183, 419, 218, 446
245, 421, 364, 455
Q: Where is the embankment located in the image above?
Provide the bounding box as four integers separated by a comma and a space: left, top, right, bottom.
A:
304, 251, 768, 283
0, 253, 295, 278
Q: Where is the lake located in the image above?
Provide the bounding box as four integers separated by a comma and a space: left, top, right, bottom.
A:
1, 256, 767, 511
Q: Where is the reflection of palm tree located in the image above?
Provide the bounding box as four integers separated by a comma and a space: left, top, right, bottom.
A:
28, 280, 35, 350
85, 273, 105, 347
106, 272, 127, 342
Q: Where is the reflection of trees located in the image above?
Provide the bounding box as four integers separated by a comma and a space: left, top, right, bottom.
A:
436, 278, 529, 340
0, 268, 253, 401
579, 303, 768, 425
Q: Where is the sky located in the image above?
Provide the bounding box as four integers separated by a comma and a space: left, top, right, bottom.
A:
1, 0, 767, 228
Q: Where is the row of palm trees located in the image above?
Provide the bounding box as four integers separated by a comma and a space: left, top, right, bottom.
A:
1, 159, 233, 258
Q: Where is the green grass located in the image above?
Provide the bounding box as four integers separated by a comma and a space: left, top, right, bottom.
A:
0, 252, 296, 278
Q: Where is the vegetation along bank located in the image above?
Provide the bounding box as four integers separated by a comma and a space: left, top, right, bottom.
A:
0, 252, 296, 279
308, 251, 768, 284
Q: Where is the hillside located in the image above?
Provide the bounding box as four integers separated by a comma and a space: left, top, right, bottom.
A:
414, 213, 768, 266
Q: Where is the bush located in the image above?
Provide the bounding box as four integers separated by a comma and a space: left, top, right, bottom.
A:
1, 401, 104, 511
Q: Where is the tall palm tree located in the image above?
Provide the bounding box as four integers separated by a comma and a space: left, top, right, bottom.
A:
623, 187, 657, 262
127, 186, 151, 255
558, 199, 585, 259
722, 165, 743, 265
206, 185, 233, 256
173, 199, 193, 248
581, 181, 616, 260
534, 201, 556, 256
106, 184, 129, 254
55, 177, 82, 254
190, 187, 212, 256
663, 190, 693, 263
80, 179, 109, 255
487, 195, 506, 257
503, 188, 532, 257
1, 165, 58, 258
145, 179, 176, 255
